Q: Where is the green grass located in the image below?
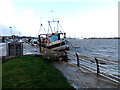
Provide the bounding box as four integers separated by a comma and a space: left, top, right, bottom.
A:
2, 56, 74, 88
0, 63, 2, 89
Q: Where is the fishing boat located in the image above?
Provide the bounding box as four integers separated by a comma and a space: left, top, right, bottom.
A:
38, 20, 69, 61
38, 20, 69, 51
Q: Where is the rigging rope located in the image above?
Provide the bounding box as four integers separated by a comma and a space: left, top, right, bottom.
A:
38, 24, 47, 35
59, 23, 65, 33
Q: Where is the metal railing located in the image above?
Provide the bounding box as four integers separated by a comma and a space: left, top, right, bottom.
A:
67, 44, 120, 84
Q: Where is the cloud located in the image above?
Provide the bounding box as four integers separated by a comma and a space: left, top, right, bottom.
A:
15, 8, 40, 36
0, 25, 10, 36
0, 24, 19, 36
0, 0, 18, 25
0, 0, 40, 36
0, 0, 118, 37
63, 7, 118, 38
0, 0, 20, 36
9, 0, 119, 3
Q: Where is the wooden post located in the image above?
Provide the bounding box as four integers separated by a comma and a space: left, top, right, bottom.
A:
8, 43, 10, 56
2, 37, 5, 42
13, 36, 16, 56
75, 53, 79, 67
95, 58, 100, 75
14, 42, 16, 56
38, 35, 41, 52
6, 43, 9, 56
64, 50, 68, 62
21, 43, 23, 55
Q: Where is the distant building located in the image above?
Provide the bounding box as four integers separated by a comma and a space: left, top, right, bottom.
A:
0, 35, 38, 43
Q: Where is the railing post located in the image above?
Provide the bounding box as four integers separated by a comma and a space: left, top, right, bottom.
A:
75, 53, 79, 67
95, 58, 100, 75
38, 35, 41, 52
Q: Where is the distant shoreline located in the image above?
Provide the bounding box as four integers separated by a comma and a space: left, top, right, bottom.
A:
67, 37, 120, 39
83, 37, 120, 39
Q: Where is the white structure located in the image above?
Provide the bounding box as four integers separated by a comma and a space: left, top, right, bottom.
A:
0, 43, 8, 56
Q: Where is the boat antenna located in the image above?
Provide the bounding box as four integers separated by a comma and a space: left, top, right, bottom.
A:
51, 10, 54, 21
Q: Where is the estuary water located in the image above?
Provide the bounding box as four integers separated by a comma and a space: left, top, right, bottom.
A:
69, 39, 118, 62
67, 38, 119, 84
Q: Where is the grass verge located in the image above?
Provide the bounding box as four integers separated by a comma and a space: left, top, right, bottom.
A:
2, 56, 74, 88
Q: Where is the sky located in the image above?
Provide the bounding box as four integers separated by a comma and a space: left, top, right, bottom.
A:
0, 0, 119, 38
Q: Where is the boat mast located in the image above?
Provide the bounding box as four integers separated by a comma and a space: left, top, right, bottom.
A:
51, 10, 54, 21
57, 21, 59, 33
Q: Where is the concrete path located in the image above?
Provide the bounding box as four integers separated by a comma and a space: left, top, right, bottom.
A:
53, 61, 119, 89
23, 43, 40, 55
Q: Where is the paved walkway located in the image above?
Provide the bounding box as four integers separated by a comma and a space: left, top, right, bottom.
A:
53, 61, 119, 89
23, 43, 40, 55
